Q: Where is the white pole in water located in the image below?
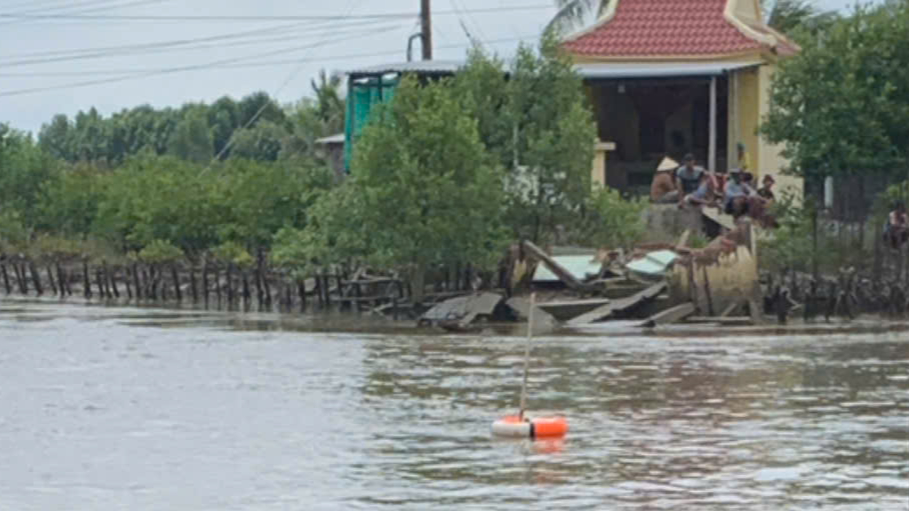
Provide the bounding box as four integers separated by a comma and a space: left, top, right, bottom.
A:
518, 293, 535, 420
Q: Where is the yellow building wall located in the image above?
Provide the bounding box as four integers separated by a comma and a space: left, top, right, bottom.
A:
575, 51, 803, 197
734, 67, 761, 174
757, 64, 803, 199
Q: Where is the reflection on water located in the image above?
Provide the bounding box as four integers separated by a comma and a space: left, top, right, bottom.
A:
1, 299, 907, 510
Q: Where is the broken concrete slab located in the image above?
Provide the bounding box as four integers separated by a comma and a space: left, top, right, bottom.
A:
536, 298, 612, 322
567, 282, 668, 326
419, 292, 503, 328
640, 302, 696, 328
702, 207, 736, 231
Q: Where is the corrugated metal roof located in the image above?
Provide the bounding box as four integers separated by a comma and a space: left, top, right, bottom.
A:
575, 61, 762, 80
347, 59, 761, 81
626, 250, 679, 276
347, 60, 464, 77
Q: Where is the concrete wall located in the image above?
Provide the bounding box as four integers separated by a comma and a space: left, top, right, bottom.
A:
731, 67, 761, 174
641, 205, 704, 244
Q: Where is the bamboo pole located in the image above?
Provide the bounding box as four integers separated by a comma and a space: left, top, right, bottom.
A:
519, 293, 536, 421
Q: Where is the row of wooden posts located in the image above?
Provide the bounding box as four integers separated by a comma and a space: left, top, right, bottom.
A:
0, 258, 407, 313
0, 258, 487, 318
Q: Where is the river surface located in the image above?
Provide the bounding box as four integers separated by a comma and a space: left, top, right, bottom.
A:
1, 299, 907, 510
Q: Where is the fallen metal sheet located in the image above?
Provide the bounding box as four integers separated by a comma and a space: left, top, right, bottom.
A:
640, 302, 696, 328
525, 241, 602, 287
537, 298, 611, 322
420, 292, 503, 326
567, 283, 668, 326
626, 250, 678, 277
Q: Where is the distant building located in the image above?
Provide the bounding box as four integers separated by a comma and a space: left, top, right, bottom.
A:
314, 133, 345, 180
342, 0, 802, 197
563, 0, 801, 196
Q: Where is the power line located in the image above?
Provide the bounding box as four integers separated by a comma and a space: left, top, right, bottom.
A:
0, 18, 403, 66
0, 34, 539, 80
0, 23, 408, 98
207, 0, 369, 165
0, 4, 554, 22
0, 0, 171, 26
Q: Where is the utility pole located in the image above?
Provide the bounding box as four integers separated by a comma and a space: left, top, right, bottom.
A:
420, 0, 432, 60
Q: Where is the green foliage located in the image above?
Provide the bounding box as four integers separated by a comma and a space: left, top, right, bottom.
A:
211, 240, 254, 267
0, 209, 28, 254
168, 107, 214, 164
276, 76, 507, 294
93, 156, 224, 255
573, 186, 647, 249
230, 121, 286, 162
35, 85, 340, 166
272, 181, 369, 274
760, 194, 818, 273
453, 33, 597, 243
37, 164, 103, 239
547, 0, 610, 35
0, 124, 61, 228
761, 2, 909, 181
215, 159, 334, 248
138, 239, 185, 263
762, 0, 839, 38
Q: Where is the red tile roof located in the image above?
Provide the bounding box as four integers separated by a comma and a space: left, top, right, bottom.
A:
563, 0, 768, 58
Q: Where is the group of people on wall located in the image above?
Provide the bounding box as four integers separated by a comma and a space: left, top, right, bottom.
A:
647, 147, 909, 252
649, 144, 777, 227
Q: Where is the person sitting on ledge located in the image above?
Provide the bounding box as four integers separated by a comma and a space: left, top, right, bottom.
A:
723, 169, 755, 217
675, 153, 706, 207
650, 156, 681, 204
757, 174, 776, 202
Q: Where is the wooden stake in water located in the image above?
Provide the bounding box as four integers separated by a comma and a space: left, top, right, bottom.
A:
519, 293, 536, 421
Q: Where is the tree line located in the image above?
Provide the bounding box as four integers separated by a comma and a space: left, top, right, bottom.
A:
0, 35, 645, 299
761, 0, 909, 279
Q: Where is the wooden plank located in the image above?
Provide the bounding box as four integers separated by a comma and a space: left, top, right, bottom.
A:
677, 229, 691, 249
567, 283, 667, 326
640, 302, 696, 328
720, 301, 743, 317
522, 240, 593, 292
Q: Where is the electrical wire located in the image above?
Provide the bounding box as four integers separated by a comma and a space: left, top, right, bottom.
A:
0, 0, 171, 26
0, 18, 402, 66
0, 22, 407, 98
0, 34, 540, 80
0, 4, 555, 23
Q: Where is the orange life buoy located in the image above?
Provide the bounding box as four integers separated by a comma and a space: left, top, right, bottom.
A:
492, 415, 568, 439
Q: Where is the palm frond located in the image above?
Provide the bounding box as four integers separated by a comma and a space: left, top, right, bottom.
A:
546, 0, 611, 35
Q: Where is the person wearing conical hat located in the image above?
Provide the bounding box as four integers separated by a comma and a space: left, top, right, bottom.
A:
650, 156, 680, 203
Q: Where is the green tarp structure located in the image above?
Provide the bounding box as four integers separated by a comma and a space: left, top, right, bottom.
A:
344, 77, 398, 173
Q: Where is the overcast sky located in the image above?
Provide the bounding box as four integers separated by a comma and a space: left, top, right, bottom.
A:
0, 0, 875, 133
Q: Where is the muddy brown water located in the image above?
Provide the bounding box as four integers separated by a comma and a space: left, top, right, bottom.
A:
1, 298, 907, 510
